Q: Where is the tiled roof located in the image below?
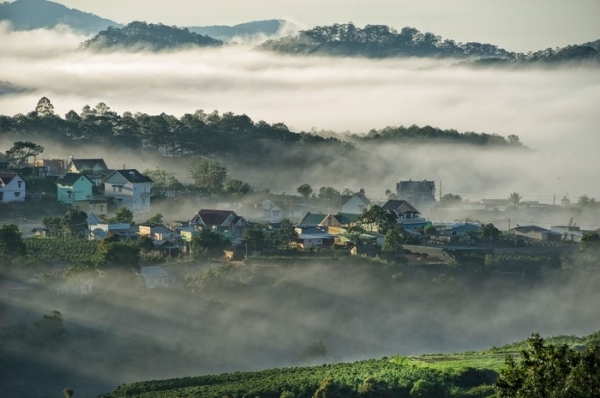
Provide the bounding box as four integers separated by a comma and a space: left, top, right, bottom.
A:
70, 159, 108, 170
111, 169, 153, 183
341, 192, 370, 206
196, 209, 235, 226
0, 172, 18, 185
57, 173, 93, 186
298, 212, 328, 226
381, 200, 419, 213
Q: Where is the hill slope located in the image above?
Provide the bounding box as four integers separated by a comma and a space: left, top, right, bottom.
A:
82, 21, 223, 51
0, 0, 121, 33
259, 22, 511, 59
99, 331, 600, 398
187, 19, 296, 42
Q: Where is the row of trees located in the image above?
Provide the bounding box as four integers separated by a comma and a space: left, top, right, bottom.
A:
0, 97, 350, 161
261, 22, 510, 59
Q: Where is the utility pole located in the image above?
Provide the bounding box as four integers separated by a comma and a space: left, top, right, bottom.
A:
439, 181, 442, 201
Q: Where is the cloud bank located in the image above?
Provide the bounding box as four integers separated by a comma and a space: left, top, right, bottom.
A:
1, 25, 599, 207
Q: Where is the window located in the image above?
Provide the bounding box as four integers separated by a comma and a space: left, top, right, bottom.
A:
118, 186, 122, 192
67, 191, 72, 198
14, 192, 21, 197
0, 192, 3, 200
17, 181, 22, 188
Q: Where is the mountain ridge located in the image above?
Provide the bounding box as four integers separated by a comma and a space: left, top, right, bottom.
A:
0, 0, 121, 33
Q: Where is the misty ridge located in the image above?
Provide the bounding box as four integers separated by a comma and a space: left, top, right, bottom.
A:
1, 23, 599, 205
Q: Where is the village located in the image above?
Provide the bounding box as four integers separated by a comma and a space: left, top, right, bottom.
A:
1, 154, 598, 291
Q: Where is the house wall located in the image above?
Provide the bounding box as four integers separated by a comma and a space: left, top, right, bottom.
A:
342, 196, 368, 214
57, 177, 93, 205
105, 181, 151, 211
299, 238, 323, 249
0, 175, 26, 203
73, 200, 108, 216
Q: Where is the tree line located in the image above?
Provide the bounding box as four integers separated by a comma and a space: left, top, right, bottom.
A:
0, 97, 525, 166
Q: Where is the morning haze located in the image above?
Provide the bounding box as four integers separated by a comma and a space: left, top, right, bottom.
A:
0, 1, 599, 397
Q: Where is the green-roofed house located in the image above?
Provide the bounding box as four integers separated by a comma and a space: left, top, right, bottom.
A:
298, 212, 360, 228
57, 173, 94, 205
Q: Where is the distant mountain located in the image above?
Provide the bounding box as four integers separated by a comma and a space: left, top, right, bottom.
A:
258, 22, 511, 59
466, 45, 600, 67
187, 19, 295, 42
0, 0, 121, 34
82, 21, 223, 51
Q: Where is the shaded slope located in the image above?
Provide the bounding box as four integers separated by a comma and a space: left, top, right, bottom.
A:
82, 21, 223, 51
0, 0, 120, 33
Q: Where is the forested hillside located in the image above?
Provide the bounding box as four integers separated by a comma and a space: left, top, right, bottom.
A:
82, 21, 223, 51
0, 98, 525, 167
259, 22, 600, 66
259, 23, 510, 59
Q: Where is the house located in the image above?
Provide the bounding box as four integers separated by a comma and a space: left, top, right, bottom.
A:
0, 172, 25, 203
73, 199, 108, 216
257, 199, 285, 222
57, 173, 94, 205
66, 158, 111, 186
189, 209, 249, 239
293, 226, 335, 249
33, 158, 66, 177
88, 222, 136, 240
31, 227, 49, 237
511, 225, 562, 242
66, 158, 109, 174
396, 180, 436, 209
341, 189, 370, 214
138, 224, 176, 241
103, 169, 152, 211
350, 243, 379, 257
551, 225, 590, 242
381, 199, 430, 230
297, 212, 360, 228
151, 240, 180, 257
288, 203, 315, 221
139, 266, 175, 288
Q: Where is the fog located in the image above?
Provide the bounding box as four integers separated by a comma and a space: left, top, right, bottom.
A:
1, 24, 599, 207
1, 25, 600, 394
2, 260, 600, 395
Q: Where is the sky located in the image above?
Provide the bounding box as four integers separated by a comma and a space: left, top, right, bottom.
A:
48, 0, 600, 52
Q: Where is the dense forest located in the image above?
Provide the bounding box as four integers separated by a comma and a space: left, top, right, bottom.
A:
259, 22, 600, 66
259, 23, 510, 59
82, 21, 223, 51
0, 98, 524, 167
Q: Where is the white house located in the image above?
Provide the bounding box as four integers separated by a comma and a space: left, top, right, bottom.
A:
0, 172, 25, 203
341, 190, 370, 214
140, 266, 175, 289
103, 169, 152, 211
258, 199, 285, 222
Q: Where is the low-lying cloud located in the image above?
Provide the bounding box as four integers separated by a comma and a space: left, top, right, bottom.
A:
1, 24, 599, 206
